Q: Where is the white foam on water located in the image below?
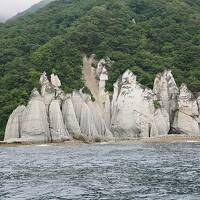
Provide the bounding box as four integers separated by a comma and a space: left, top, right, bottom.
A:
186, 140, 200, 143
35, 144, 50, 147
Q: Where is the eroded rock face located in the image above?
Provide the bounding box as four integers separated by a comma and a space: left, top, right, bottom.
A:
51, 73, 61, 88
71, 92, 100, 142
49, 100, 70, 142
111, 70, 170, 139
62, 94, 83, 140
103, 94, 112, 128
172, 84, 200, 135
152, 108, 170, 137
21, 89, 50, 142
4, 106, 26, 141
153, 70, 179, 123
40, 72, 55, 110
4, 59, 200, 143
87, 99, 113, 141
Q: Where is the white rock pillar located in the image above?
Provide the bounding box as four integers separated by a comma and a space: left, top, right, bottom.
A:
153, 70, 179, 124
4, 105, 26, 141
21, 89, 50, 143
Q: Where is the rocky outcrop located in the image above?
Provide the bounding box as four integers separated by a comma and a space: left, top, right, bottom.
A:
87, 100, 113, 141
3, 57, 200, 144
4, 106, 26, 141
71, 92, 101, 142
62, 94, 83, 140
49, 100, 70, 142
153, 70, 179, 124
110, 70, 170, 139
21, 89, 50, 143
40, 71, 55, 110
51, 73, 61, 88
172, 84, 200, 135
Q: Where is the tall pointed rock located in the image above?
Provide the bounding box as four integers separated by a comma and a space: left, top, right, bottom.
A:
21, 89, 50, 143
49, 99, 70, 142
62, 94, 83, 140
4, 106, 26, 141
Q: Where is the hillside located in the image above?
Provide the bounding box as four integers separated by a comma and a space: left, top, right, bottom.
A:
10, 0, 56, 21
0, 0, 200, 139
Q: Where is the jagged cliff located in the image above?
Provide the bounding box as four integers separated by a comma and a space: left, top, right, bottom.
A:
3, 57, 200, 143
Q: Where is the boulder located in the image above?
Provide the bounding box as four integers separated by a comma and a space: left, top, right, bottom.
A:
4, 105, 26, 141
21, 89, 50, 142
172, 84, 200, 135
49, 99, 70, 142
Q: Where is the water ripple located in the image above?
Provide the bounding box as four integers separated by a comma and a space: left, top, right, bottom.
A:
0, 143, 200, 199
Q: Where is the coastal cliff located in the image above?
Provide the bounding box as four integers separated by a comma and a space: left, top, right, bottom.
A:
3, 56, 200, 143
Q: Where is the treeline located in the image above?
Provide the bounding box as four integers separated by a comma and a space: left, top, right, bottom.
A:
0, 0, 200, 139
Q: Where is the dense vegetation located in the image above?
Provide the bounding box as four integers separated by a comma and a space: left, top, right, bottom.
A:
0, 0, 200, 139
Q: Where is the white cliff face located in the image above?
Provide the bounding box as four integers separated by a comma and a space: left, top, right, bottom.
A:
49, 100, 70, 142
87, 100, 113, 141
21, 89, 50, 142
103, 94, 112, 128
4, 106, 26, 141
97, 59, 108, 96
62, 94, 83, 140
197, 95, 200, 119
40, 71, 55, 110
153, 70, 179, 124
4, 57, 200, 144
111, 70, 170, 139
172, 84, 200, 135
152, 108, 170, 137
51, 73, 61, 88
71, 92, 101, 142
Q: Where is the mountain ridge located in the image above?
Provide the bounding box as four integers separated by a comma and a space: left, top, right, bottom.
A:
9, 0, 56, 21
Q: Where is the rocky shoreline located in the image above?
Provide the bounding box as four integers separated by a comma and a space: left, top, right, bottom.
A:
1, 135, 200, 147
3, 55, 200, 144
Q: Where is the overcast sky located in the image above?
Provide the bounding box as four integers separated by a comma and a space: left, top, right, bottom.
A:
0, 0, 41, 20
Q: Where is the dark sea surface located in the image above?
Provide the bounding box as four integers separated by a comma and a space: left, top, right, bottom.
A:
0, 142, 200, 200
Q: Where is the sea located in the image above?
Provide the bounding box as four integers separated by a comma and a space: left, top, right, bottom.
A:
0, 142, 200, 199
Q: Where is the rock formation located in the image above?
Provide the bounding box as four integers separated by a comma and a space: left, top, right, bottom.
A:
172, 84, 200, 135
21, 89, 50, 143
110, 70, 170, 139
3, 56, 200, 143
4, 106, 26, 142
71, 91, 101, 142
40, 71, 55, 110
49, 99, 70, 142
153, 70, 179, 124
62, 94, 83, 140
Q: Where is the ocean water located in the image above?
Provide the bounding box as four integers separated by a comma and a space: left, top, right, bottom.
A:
0, 142, 200, 200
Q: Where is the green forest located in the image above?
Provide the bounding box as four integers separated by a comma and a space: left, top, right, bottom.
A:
0, 0, 200, 139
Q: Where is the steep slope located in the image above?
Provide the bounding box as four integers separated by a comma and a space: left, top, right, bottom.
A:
0, 0, 200, 139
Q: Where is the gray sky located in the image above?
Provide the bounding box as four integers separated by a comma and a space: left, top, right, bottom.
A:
0, 0, 41, 20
